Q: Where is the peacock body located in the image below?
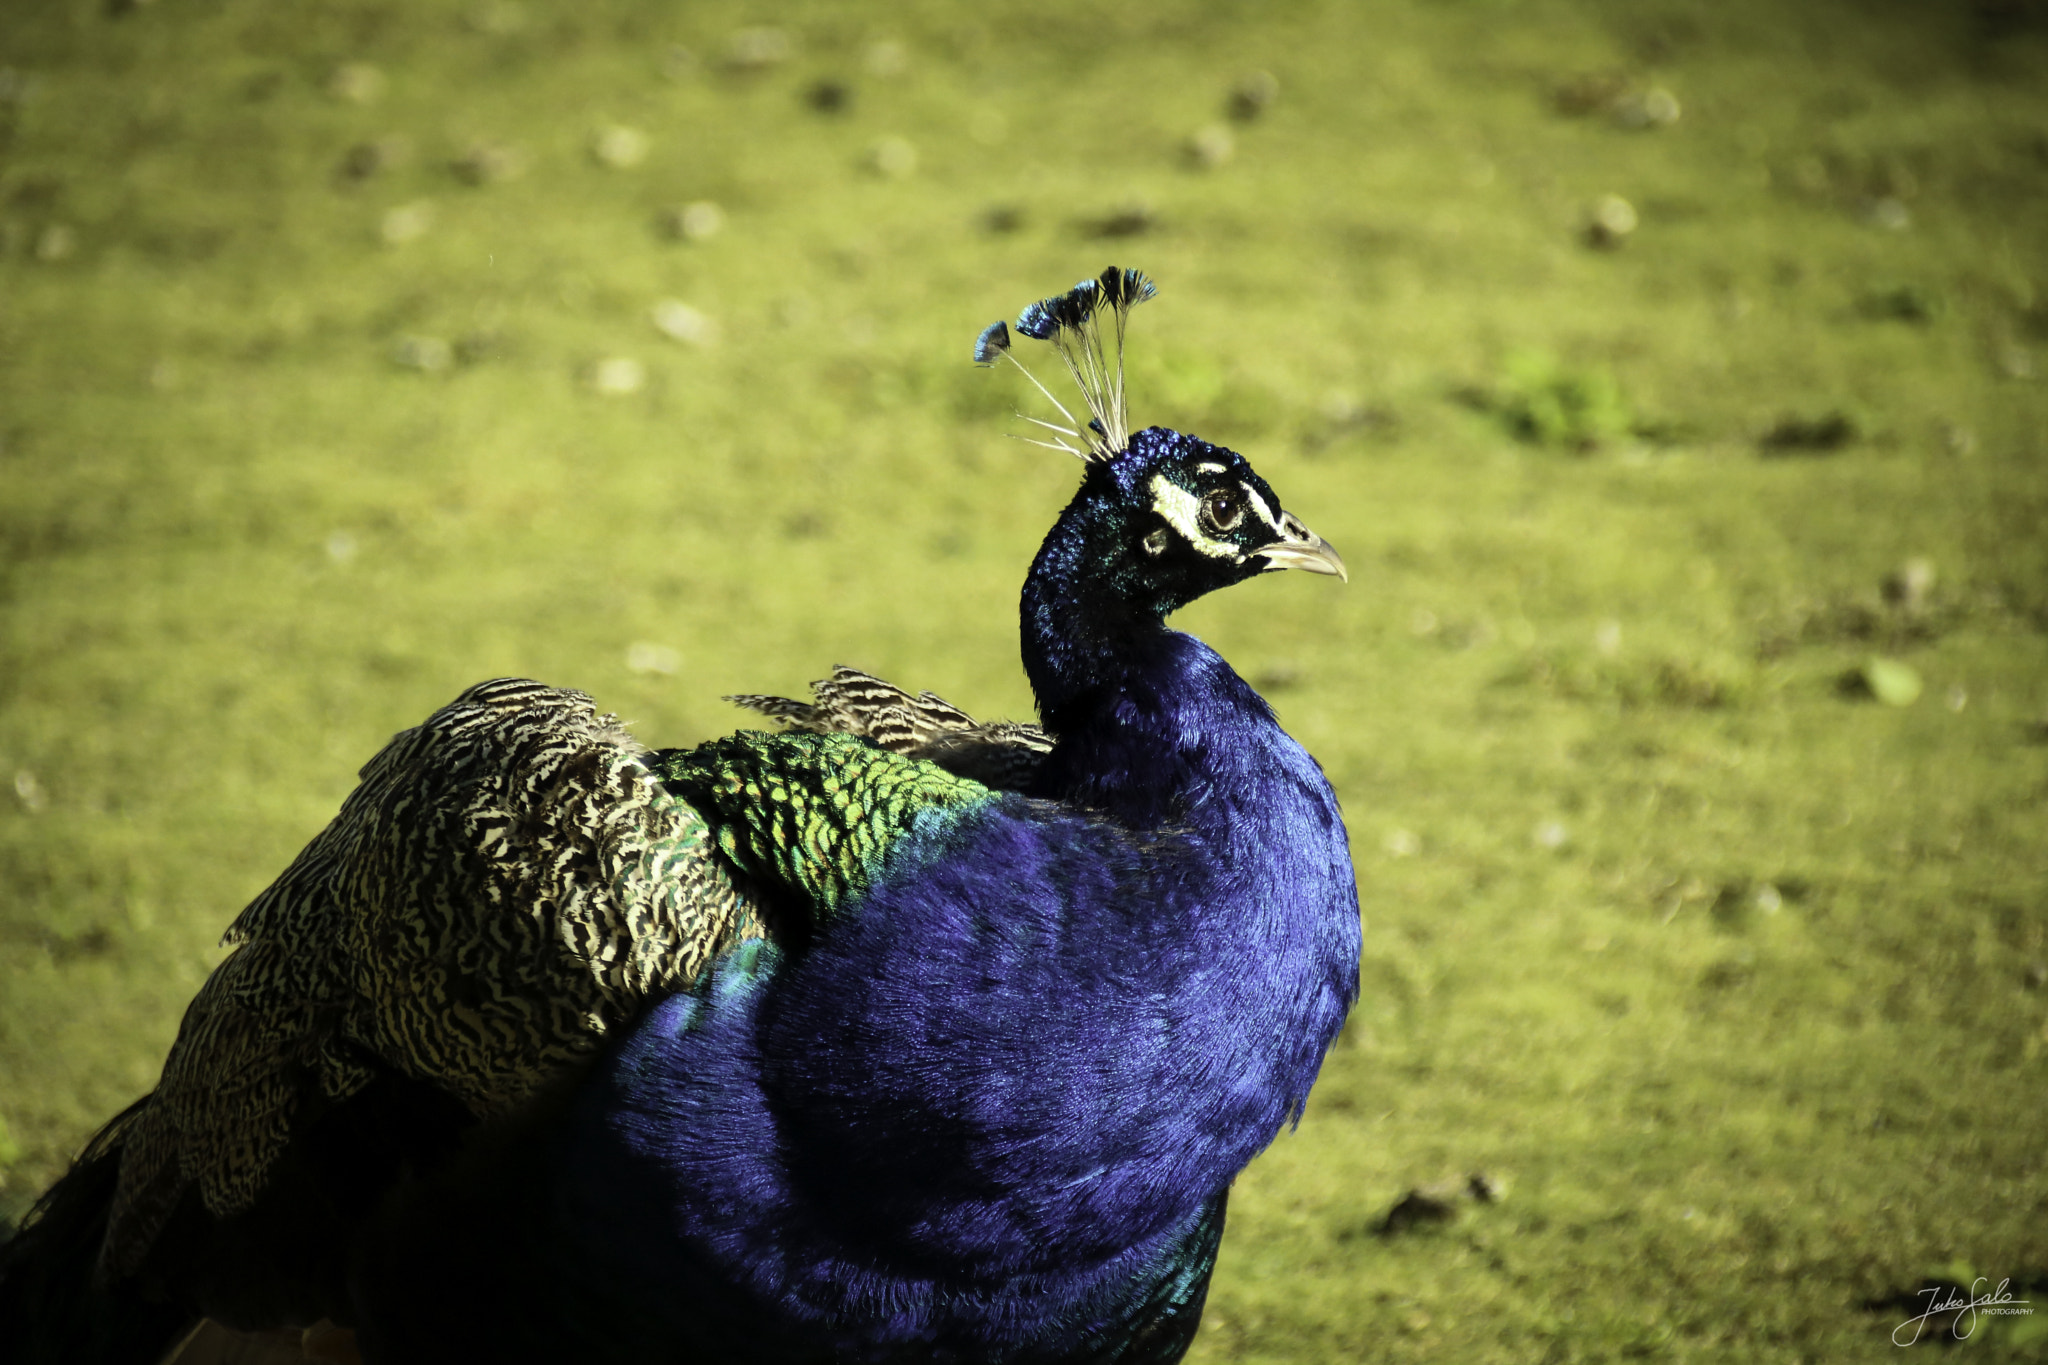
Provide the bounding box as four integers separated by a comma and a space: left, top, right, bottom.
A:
0, 268, 1360, 1365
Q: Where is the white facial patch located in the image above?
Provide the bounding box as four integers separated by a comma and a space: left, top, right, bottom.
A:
1241, 481, 1290, 538
1148, 475, 1245, 561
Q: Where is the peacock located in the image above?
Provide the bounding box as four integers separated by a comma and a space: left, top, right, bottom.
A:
0, 266, 1360, 1365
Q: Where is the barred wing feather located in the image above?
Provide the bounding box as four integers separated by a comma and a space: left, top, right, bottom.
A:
102, 678, 760, 1276
726, 665, 1053, 791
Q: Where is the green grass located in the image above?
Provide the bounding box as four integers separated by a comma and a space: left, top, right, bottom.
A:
3, 0, 2045, 1359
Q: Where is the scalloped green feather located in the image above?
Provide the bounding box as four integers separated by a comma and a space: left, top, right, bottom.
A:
657, 731, 996, 917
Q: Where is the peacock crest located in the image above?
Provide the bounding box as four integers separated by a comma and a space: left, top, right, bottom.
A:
973, 265, 1157, 462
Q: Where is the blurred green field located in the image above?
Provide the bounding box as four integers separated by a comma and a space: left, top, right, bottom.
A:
3, 0, 2046, 1359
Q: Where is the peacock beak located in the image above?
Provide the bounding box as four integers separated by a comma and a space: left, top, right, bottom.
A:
1251, 514, 1348, 582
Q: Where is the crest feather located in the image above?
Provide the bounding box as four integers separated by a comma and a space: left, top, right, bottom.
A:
971, 265, 1157, 462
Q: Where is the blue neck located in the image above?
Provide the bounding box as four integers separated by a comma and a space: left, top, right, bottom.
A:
1020, 475, 1269, 828
1021, 469, 1168, 728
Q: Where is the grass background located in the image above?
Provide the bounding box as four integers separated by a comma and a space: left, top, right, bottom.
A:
2, 0, 2045, 1358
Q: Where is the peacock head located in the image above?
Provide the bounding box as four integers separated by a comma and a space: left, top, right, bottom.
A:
978, 267, 1345, 624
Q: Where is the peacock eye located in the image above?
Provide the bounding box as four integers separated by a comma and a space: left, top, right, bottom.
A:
1142, 528, 1170, 556
1199, 489, 1244, 535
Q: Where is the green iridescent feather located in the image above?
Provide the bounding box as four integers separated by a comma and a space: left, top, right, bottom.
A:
656, 731, 996, 918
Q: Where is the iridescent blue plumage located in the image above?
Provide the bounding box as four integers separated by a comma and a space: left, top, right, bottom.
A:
354, 272, 1357, 1365
346, 415, 1359, 1364
1015, 298, 1059, 340
974, 319, 1012, 365
1063, 276, 1100, 324
1100, 266, 1158, 310
0, 268, 1355, 1365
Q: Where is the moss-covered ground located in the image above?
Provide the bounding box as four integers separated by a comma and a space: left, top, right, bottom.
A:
2, 0, 2045, 1358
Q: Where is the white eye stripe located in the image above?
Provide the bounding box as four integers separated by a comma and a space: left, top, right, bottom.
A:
1147, 475, 1245, 561
1196, 462, 1227, 474
1241, 481, 1289, 538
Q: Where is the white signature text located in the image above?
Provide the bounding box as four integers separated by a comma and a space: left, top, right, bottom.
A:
1892, 1277, 2034, 1346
